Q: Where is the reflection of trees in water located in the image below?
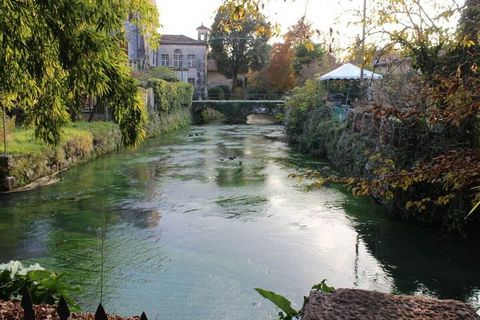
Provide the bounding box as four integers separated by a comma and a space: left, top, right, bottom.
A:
343, 198, 480, 302
214, 135, 268, 187
215, 164, 266, 187
0, 152, 166, 309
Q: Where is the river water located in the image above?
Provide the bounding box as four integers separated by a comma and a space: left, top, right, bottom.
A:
0, 124, 479, 319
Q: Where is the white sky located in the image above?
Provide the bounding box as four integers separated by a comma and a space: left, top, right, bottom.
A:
154, 0, 462, 55
155, 0, 359, 41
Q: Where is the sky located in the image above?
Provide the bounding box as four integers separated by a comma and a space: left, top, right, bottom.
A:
154, 0, 462, 56
154, 0, 360, 41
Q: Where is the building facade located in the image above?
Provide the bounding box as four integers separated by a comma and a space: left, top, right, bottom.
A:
126, 20, 154, 70
151, 25, 210, 98
125, 0, 157, 70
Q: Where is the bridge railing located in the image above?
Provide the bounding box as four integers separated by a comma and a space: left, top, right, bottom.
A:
201, 93, 289, 101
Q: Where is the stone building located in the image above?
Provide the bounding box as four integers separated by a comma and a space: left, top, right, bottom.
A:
151, 25, 210, 98
126, 20, 154, 70
125, 0, 157, 70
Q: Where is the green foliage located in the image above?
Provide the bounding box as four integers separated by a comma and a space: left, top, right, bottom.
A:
255, 280, 335, 320
209, 2, 272, 91
254, 288, 299, 320
133, 67, 179, 82
284, 79, 326, 143
0, 0, 158, 146
7, 122, 121, 187
0, 261, 79, 311
311, 279, 335, 293
208, 87, 225, 100
217, 85, 232, 98
0, 115, 15, 145
293, 43, 324, 75
147, 79, 193, 113
146, 108, 191, 137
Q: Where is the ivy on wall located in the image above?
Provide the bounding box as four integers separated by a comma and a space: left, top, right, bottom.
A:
146, 80, 193, 114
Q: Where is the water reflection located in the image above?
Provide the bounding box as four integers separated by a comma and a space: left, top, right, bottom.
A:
0, 124, 479, 318
343, 197, 480, 302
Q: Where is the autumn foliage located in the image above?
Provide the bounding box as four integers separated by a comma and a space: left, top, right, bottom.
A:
285, 0, 480, 232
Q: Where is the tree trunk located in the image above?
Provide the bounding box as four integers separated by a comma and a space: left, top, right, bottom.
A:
231, 71, 238, 94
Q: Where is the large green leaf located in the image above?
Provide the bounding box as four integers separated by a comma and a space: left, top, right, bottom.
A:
311, 279, 335, 293
254, 288, 298, 318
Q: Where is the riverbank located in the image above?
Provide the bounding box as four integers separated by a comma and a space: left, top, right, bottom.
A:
0, 107, 192, 192
0, 77, 195, 192
283, 80, 480, 232
0, 122, 122, 192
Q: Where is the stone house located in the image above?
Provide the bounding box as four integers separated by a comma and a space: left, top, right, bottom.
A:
125, 0, 157, 70
151, 25, 210, 98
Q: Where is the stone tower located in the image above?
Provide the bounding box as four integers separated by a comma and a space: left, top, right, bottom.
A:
196, 23, 210, 42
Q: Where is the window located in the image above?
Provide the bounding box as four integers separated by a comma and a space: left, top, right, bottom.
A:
174, 49, 183, 67
188, 78, 195, 85
187, 54, 196, 67
160, 54, 170, 67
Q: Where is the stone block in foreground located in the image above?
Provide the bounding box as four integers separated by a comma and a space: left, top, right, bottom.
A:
301, 288, 479, 320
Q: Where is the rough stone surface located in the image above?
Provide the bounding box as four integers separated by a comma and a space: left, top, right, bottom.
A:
301, 289, 480, 320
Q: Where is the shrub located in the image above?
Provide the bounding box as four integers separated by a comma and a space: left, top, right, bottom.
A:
284, 79, 326, 144
208, 87, 224, 100
147, 79, 194, 113
216, 85, 231, 99
177, 82, 194, 108
62, 129, 94, 159
0, 261, 79, 310
132, 67, 179, 82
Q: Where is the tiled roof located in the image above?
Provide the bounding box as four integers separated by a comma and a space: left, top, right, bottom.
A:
196, 24, 211, 31
160, 35, 207, 45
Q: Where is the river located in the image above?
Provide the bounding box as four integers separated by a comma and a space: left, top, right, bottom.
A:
0, 123, 479, 319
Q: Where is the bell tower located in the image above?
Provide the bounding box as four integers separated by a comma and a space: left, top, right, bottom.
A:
196, 23, 210, 42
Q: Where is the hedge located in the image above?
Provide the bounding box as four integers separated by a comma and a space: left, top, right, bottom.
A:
146, 79, 193, 113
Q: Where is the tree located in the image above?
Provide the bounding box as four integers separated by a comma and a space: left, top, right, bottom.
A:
263, 43, 296, 93
249, 16, 328, 93
209, 2, 272, 92
0, 0, 159, 146
284, 17, 325, 85
338, 0, 480, 226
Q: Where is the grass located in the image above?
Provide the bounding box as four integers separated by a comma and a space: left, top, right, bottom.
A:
6, 122, 120, 157
7, 128, 53, 156
3, 113, 189, 189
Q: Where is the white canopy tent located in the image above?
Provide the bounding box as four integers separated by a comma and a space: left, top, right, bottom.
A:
318, 63, 383, 104
319, 63, 383, 81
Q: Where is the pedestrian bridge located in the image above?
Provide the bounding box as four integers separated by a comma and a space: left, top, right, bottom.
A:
191, 100, 285, 124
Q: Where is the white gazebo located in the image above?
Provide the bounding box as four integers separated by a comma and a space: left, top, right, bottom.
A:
318, 63, 383, 104
319, 63, 383, 81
